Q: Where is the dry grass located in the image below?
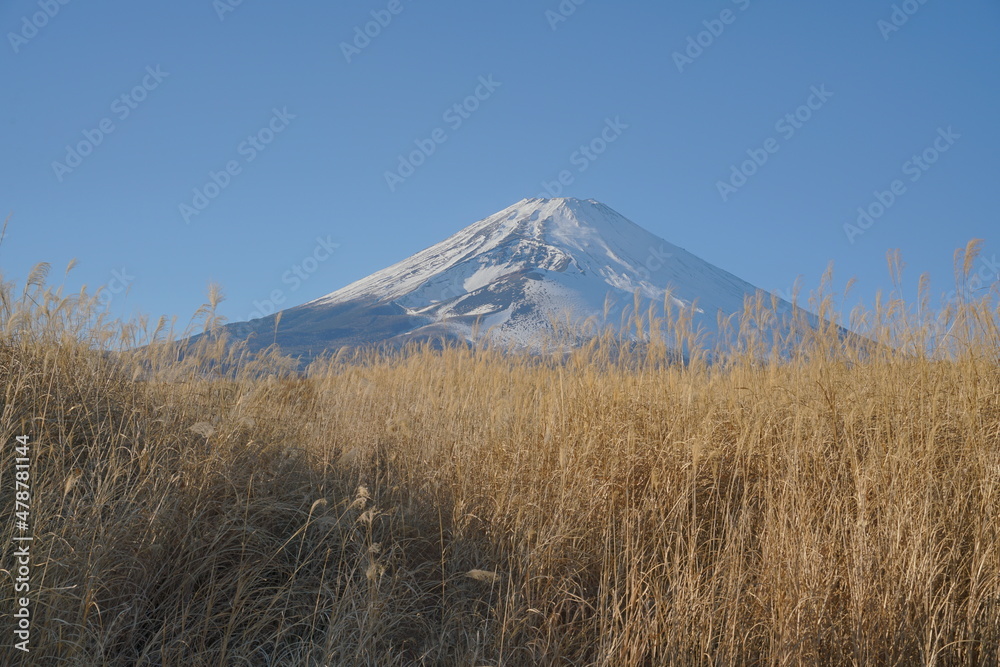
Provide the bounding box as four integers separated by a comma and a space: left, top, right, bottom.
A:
2, 250, 999, 665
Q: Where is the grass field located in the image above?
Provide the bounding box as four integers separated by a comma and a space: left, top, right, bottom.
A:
2, 249, 999, 665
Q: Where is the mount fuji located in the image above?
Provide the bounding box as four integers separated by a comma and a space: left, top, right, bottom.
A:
220, 198, 806, 359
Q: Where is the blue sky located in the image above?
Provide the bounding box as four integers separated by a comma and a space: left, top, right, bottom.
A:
2, 0, 998, 326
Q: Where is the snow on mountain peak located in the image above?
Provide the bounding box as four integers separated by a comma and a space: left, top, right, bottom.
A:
307, 198, 646, 309
282, 198, 795, 349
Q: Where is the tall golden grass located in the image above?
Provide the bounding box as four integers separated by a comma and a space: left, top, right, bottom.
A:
2, 245, 999, 665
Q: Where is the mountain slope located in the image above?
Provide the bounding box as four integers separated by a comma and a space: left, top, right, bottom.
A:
221, 198, 803, 359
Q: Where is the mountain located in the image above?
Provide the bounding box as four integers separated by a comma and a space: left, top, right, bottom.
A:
219, 198, 805, 360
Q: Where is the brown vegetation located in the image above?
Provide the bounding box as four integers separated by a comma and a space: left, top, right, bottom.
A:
2, 246, 999, 665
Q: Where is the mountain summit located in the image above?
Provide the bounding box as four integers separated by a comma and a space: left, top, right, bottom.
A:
223, 198, 798, 358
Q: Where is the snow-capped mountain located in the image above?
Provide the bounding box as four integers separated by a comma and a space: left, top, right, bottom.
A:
222, 198, 803, 359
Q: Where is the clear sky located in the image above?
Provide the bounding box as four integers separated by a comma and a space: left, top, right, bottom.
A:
2, 1, 998, 326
